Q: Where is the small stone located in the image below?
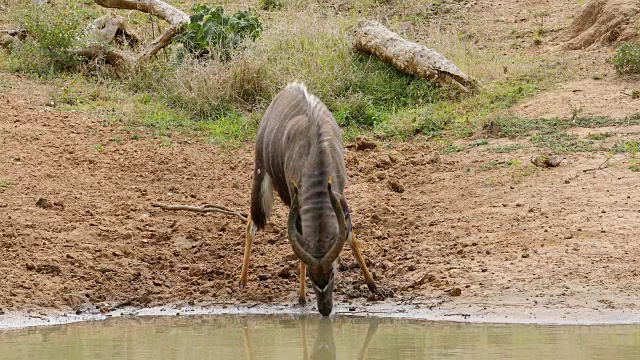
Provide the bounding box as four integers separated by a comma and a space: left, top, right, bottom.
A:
352, 136, 377, 151
522, 253, 529, 258
564, 234, 573, 240
123, 232, 133, 240
388, 178, 405, 193
35, 198, 53, 209
257, 273, 270, 281
448, 288, 462, 296
408, 264, 417, 271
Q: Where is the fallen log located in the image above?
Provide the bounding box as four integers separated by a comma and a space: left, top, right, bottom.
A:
353, 19, 475, 92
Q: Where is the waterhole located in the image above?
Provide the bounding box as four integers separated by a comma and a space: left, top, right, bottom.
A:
1, 315, 639, 359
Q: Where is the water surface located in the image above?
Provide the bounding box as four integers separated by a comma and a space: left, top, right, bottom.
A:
1, 315, 639, 359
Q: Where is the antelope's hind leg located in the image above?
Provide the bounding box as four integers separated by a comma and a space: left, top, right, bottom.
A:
298, 261, 307, 306
348, 230, 378, 294
239, 170, 274, 288
239, 215, 256, 288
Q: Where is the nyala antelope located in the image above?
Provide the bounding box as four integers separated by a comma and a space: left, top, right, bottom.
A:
239, 82, 379, 316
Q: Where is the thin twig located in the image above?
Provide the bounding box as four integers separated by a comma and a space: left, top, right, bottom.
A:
151, 202, 247, 222
443, 313, 471, 319
583, 156, 613, 175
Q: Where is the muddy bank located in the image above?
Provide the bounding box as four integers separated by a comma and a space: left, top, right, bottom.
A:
2, 73, 640, 327
3, 301, 640, 331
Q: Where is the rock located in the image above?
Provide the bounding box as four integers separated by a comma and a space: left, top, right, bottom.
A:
388, 178, 405, 193
35, 198, 53, 209
448, 287, 462, 296
257, 273, 271, 281
351, 136, 377, 151
35, 264, 61, 275
277, 267, 291, 279
531, 154, 563, 168
123, 232, 133, 240
522, 253, 529, 258
375, 154, 396, 169
426, 151, 441, 164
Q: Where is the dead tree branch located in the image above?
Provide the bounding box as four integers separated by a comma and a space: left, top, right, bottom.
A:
151, 202, 248, 222
94, 0, 188, 24
70, 0, 189, 69
94, 0, 188, 65
353, 19, 476, 92
89, 14, 142, 46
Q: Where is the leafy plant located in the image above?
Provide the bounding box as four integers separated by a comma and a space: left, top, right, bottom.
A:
15, 2, 87, 72
174, 5, 263, 61
260, 0, 283, 11
443, 144, 464, 154
612, 42, 640, 74
469, 139, 489, 147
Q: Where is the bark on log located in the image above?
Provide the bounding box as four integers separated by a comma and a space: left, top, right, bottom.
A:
94, 0, 188, 24
353, 20, 475, 92
70, 45, 135, 68
89, 14, 142, 46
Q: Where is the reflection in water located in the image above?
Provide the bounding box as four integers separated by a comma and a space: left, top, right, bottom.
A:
1, 315, 640, 360
244, 316, 375, 359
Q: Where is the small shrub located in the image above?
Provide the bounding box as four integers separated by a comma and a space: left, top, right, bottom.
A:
174, 5, 263, 61
260, 0, 283, 11
15, 3, 87, 72
612, 42, 640, 74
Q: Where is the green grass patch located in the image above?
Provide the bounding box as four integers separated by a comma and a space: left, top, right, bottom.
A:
491, 143, 524, 153
587, 132, 615, 140
530, 132, 595, 153
468, 139, 489, 147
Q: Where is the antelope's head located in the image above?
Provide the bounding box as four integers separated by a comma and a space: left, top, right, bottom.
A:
288, 177, 347, 316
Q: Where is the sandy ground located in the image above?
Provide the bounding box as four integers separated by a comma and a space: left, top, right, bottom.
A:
1, 71, 640, 326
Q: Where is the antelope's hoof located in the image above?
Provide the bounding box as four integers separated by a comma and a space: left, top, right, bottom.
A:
238, 280, 246, 289
367, 282, 379, 294
368, 285, 393, 301
298, 296, 307, 307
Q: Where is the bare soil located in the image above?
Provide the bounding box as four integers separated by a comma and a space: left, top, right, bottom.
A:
2, 72, 640, 317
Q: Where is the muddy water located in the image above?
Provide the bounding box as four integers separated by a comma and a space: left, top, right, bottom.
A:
0, 315, 639, 359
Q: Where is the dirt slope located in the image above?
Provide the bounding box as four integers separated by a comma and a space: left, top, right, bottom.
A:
1, 73, 639, 316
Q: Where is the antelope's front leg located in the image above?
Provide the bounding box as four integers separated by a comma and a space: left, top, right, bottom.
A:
348, 230, 378, 294
298, 261, 307, 306
239, 215, 256, 288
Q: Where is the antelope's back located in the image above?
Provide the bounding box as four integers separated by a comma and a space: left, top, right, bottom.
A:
255, 83, 346, 206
